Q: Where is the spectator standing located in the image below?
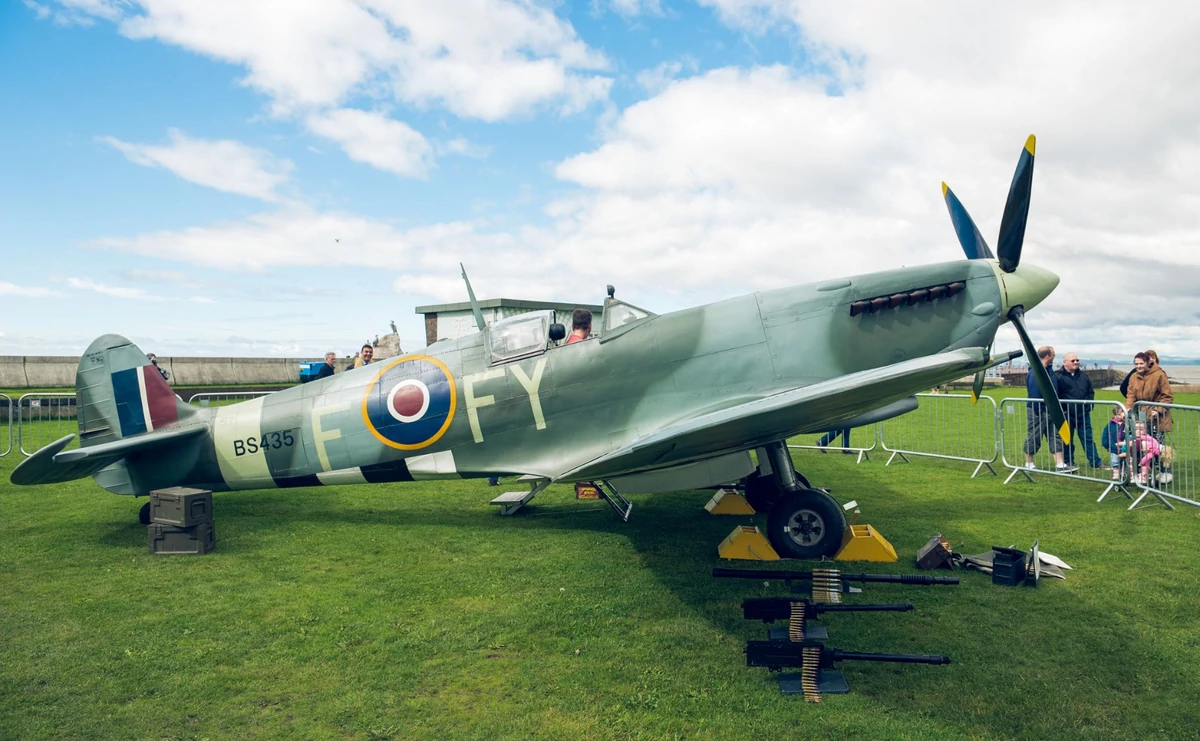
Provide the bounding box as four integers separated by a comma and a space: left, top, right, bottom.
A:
1126, 351, 1174, 437
816, 429, 853, 453
1127, 350, 1174, 484
316, 352, 336, 380
353, 344, 375, 369
1100, 406, 1128, 481
1023, 346, 1074, 472
1055, 353, 1103, 468
148, 353, 169, 382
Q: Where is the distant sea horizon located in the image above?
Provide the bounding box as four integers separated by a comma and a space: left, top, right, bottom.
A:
1002, 360, 1200, 385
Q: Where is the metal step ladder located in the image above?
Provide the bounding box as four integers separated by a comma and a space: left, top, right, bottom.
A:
596, 480, 633, 522
489, 475, 550, 516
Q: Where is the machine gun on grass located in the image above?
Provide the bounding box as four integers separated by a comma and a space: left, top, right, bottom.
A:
714, 567, 958, 603
744, 639, 952, 702
743, 598, 912, 641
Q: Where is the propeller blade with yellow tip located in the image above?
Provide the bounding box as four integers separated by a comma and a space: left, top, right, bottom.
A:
942, 182, 994, 260
997, 134, 1036, 273
971, 371, 986, 404
1008, 305, 1070, 446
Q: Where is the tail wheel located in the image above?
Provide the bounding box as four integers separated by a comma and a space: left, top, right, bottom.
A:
766, 488, 846, 560
138, 502, 151, 525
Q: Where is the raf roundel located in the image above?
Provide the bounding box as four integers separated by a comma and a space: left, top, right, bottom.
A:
362, 355, 457, 450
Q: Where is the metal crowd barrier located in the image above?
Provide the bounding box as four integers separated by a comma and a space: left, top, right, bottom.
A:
789, 425, 879, 463
189, 391, 274, 407
0, 393, 12, 457
998, 398, 1136, 492
1125, 402, 1199, 510
18, 393, 79, 457
879, 393, 999, 477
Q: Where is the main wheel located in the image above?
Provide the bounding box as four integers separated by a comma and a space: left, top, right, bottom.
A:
138, 501, 151, 525
766, 488, 846, 559
743, 471, 812, 513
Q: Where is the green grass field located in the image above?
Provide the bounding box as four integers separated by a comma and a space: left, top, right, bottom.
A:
3, 391, 1200, 740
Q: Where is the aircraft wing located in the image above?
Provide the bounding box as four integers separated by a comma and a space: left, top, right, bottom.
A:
560, 347, 991, 481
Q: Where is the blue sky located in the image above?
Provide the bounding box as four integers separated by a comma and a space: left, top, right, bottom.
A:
3, 1, 1199, 359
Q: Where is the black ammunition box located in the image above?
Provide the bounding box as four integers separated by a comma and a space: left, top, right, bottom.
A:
991, 546, 1027, 586
148, 522, 215, 555
149, 487, 213, 526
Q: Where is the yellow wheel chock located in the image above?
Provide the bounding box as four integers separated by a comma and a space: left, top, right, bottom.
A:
834, 525, 898, 562
705, 488, 756, 515
718, 526, 781, 561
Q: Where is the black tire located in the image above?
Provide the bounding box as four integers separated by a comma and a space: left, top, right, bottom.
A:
766, 488, 846, 560
742, 470, 813, 513
138, 501, 151, 526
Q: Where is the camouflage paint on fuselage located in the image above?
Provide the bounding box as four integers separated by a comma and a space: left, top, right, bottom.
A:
112, 259, 1008, 497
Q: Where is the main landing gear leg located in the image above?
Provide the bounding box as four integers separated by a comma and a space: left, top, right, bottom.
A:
753, 441, 846, 560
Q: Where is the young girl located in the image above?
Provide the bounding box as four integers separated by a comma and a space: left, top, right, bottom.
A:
1131, 421, 1161, 486
1100, 407, 1128, 481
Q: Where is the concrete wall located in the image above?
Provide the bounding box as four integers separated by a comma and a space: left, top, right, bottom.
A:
0, 355, 326, 389
0, 356, 80, 388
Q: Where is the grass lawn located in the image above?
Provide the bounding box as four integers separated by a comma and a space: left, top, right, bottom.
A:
3, 393, 1200, 740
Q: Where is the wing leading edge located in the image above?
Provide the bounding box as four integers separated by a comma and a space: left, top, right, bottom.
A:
561, 347, 994, 481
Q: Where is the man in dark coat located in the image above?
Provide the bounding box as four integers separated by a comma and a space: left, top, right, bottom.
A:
316, 352, 336, 380
1055, 352, 1102, 468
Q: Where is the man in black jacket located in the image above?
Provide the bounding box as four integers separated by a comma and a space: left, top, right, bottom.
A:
1056, 353, 1103, 468
316, 352, 336, 380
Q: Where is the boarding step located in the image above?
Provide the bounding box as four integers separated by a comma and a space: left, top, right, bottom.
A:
490, 477, 550, 516
596, 480, 633, 522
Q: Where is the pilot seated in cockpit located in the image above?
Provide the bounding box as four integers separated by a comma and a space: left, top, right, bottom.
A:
566, 309, 592, 344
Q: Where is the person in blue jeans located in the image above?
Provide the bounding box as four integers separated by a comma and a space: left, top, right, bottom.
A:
817, 428, 852, 453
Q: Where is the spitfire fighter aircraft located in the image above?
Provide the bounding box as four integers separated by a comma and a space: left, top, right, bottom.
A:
12, 136, 1070, 559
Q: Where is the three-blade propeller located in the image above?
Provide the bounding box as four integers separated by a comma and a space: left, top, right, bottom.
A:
942, 135, 1068, 444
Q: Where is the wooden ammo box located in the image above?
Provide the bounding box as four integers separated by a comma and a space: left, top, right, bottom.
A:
149, 487, 213, 526
148, 522, 215, 555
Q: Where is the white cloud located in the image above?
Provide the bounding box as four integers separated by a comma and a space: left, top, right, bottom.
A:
65, 277, 159, 300
541, 2, 1200, 355
100, 129, 293, 201
602, 0, 663, 19
90, 207, 515, 273
634, 58, 698, 94
438, 137, 491, 159
304, 109, 433, 178
43, 0, 610, 121
0, 281, 61, 298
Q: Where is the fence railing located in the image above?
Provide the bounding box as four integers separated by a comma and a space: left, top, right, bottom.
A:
189, 391, 275, 407
880, 393, 999, 477
12, 390, 276, 457
1126, 402, 1198, 510
786, 393, 1199, 515
1, 393, 12, 457
18, 393, 79, 457
788, 425, 878, 464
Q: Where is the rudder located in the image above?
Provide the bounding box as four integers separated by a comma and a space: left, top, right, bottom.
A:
77, 334, 194, 446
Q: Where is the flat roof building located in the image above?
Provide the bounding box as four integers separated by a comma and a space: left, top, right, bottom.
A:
415, 298, 604, 347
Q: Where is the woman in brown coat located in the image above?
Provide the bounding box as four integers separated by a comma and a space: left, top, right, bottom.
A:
1126, 351, 1173, 434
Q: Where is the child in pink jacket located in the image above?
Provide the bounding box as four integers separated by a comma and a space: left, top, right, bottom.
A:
1132, 422, 1161, 485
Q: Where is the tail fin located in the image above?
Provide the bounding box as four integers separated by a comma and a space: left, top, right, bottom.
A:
10, 335, 203, 489
77, 334, 195, 446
